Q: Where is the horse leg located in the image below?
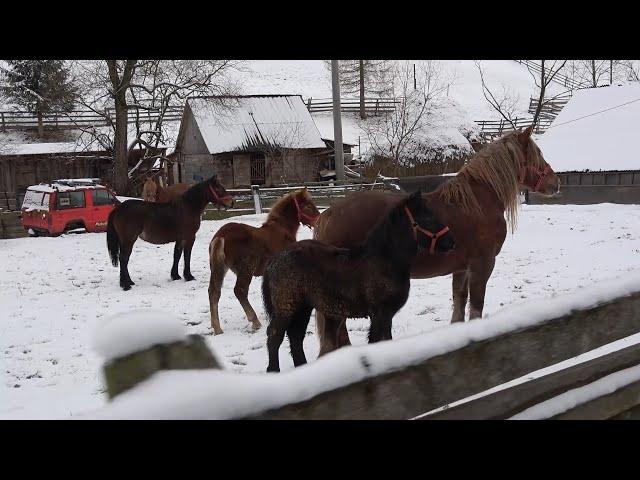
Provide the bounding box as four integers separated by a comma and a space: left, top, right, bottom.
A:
369, 308, 393, 343
208, 253, 227, 336
468, 257, 496, 320
182, 236, 196, 282
451, 270, 470, 323
171, 241, 183, 280
119, 241, 135, 291
287, 306, 313, 367
234, 272, 261, 330
317, 312, 350, 357
266, 322, 287, 373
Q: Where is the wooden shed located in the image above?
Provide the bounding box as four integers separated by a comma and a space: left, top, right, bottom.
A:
172, 95, 332, 188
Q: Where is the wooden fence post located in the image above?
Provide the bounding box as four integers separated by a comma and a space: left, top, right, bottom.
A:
251, 185, 262, 214
1, 112, 5, 131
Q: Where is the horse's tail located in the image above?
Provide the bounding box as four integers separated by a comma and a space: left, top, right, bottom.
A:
261, 266, 275, 324
106, 208, 120, 267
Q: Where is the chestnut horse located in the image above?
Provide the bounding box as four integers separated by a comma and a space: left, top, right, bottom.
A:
314, 126, 560, 354
208, 188, 320, 335
107, 175, 234, 290
142, 177, 191, 203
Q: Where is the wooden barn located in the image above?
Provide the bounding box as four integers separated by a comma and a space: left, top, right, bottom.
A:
0, 142, 113, 209
171, 95, 331, 187
0, 139, 167, 209
533, 84, 640, 205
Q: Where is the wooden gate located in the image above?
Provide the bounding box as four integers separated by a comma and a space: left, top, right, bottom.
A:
250, 153, 266, 185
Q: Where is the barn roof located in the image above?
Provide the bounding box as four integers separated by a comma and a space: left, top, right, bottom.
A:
185, 95, 327, 155
537, 84, 640, 172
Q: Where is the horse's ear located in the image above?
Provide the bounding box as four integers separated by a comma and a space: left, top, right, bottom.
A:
519, 124, 533, 146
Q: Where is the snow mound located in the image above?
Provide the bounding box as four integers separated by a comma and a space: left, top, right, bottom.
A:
93, 309, 187, 362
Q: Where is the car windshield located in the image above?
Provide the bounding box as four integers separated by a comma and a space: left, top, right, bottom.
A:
56, 191, 86, 209
22, 190, 50, 211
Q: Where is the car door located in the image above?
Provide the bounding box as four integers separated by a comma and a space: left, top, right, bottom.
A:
90, 189, 117, 231
53, 190, 87, 234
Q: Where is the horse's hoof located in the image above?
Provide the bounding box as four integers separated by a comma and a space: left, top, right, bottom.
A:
250, 321, 262, 330
121, 284, 132, 291
184, 274, 195, 282
213, 328, 224, 335
171, 274, 181, 281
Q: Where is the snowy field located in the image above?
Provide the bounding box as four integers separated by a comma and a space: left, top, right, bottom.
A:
1, 203, 640, 419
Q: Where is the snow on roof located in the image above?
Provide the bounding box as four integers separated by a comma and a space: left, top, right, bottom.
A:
4, 142, 84, 155
537, 84, 640, 172
188, 95, 327, 155
28, 179, 106, 192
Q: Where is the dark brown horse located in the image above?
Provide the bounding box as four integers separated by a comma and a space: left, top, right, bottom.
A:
208, 188, 320, 335
314, 126, 560, 354
262, 191, 455, 372
107, 175, 234, 290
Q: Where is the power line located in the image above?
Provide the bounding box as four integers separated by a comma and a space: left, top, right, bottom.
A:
546, 96, 640, 130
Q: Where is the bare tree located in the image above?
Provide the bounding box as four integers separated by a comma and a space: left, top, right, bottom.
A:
74, 60, 242, 194
475, 61, 521, 129
362, 61, 450, 165
619, 60, 640, 82
565, 60, 621, 87
324, 60, 395, 119
525, 60, 568, 128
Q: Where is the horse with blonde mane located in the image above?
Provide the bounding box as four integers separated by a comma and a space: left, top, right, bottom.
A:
314, 125, 561, 354
208, 188, 321, 335
142, 177, 191, 203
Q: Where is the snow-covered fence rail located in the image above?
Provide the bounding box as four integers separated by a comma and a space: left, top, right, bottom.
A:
306, 97, 400, 115
84, 272, 640, 420
0, 106, 183, 130
202, 178, 400, 219
528, 93, 572, 120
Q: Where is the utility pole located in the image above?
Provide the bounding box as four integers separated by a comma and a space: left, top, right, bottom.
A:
331, 60, 345, 180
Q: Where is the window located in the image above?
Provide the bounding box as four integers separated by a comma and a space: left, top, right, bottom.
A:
22, 190, 47, 211
56, 191, 86, 209
92, 189, 114, 206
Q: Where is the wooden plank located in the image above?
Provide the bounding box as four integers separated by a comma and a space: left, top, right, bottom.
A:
248, 292, 640, 420
423, 341, 640, 419
552, 378, 640, 420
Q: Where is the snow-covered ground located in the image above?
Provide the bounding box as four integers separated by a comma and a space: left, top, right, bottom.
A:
1, 203, 640, 419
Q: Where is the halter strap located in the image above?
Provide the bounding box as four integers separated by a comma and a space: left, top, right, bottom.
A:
518, 164, 552, 192
404, 206, 450, 255
208, 184, 232, 206
293, 194, 319, 226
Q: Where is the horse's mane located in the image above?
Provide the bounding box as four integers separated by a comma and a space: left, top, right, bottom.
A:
266, 189, 312, 221
351, 195, 414, 263
436, 131, 546, 231
181, 179, 208, 207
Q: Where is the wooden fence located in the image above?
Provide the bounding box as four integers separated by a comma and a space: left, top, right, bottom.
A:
202, 178, 400, 220
0, 106, 184, 130
305, 97, 400, 115
89, 272, 640, 420
474, 117, 553, 141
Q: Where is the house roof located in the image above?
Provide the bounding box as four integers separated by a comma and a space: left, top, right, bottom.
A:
537, 84, 640, 172
185, 95, 326, 155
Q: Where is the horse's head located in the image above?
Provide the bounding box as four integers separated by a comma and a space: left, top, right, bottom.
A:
292, 188, 320, 228
206, 175, 234, 210
516, 125, 560, 196
403, 191, 455, 255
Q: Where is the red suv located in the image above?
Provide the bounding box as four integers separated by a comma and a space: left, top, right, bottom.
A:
21, 179, 119, 236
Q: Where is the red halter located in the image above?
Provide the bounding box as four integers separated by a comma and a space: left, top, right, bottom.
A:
404, 206, 450, 255
518, 164, 553, 192
208, 184, 232, 206
293, 194, 319, 226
